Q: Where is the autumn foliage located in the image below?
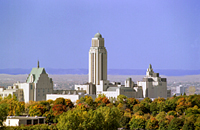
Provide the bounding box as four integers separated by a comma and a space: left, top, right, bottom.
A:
2, 94, 200, 129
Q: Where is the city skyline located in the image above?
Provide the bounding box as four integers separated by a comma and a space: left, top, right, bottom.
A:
0, 0, 200, 70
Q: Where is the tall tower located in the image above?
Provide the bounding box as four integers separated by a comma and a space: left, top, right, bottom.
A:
89, 32, 107, 85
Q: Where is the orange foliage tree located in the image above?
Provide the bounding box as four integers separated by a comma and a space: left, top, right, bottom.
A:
95, 94, 110, 107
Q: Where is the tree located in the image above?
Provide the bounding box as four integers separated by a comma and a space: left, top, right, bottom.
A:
155, 112, 169, 130
29, 104, 46, 116
95, 94, 110, 107
97, 106, 121, 129
146, 117, 159, 130
57, 107, 121, 130
182, 115, 196, 130
133, 104, 146, 114
78, 96, 94, 108
176, 97, 192, 115
167, 110, 177, 117
194, 116, 200, 130
0, 95, 24, 116
129, 115, 146, 130
54, 97, 66, 105
25, 100, 37, 114
0, 103, 8, 126
65, 99, 74, 108
127, 98, 140, 111
139, 97, 151, 113
168, 117, 184, 130
43, 109, 55, 123
117, 95, 127, 104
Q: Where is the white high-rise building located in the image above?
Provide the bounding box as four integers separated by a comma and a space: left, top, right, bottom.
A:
89, 32, 107, 85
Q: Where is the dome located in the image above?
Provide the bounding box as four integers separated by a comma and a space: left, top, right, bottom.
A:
94, 32, 102, 38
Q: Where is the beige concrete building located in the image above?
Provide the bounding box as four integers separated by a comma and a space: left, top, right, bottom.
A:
137, 64, 168, 98
74, 33, 144, 99
89, 33, 107, 85
47, 33, 170, 103
0, 61, 53, 102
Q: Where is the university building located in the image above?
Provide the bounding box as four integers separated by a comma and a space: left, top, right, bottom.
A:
47, 32, 170, 102
0, 32, 170, 103
0, 61, 53, 102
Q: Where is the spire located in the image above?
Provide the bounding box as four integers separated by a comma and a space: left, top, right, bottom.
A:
37, 61, 40, 68
149, 64, 152, 69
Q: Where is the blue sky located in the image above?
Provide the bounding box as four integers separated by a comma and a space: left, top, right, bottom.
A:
0, 0, 200, 70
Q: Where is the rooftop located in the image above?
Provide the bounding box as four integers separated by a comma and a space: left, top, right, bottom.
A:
7, 116, 45, 120
94, 32, 102, 38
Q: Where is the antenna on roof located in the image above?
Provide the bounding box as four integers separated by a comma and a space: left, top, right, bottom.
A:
37, 60, 40, 68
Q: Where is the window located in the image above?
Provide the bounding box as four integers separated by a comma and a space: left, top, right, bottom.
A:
27, 120, 32, 125
30, 85, 32, 89
39, 119, 44, 124
33, 119, 38, 125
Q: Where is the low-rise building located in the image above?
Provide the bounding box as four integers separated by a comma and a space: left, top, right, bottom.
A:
3, 116, 45, 126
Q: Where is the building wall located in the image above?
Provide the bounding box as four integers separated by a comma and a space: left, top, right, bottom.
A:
4, 119, 19, 126
137, 81, 147, 98
102, 90, 119, 99
167, 90, 171, 97
96, 80, 109, 94
35, 74, 53, 101
46, 94, 96, 103
120, 89, 136, 98
0, 89, 18, 98
89, 37, 107, 85
16, 83, 33, 103
137, 76, 167, 98
4, 117, 45, 126
75, 85, 89, 94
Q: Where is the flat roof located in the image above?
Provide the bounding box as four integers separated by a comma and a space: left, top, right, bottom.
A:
7, 116, 45, 120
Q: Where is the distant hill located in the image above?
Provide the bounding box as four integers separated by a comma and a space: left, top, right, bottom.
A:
0, 68, 200, 76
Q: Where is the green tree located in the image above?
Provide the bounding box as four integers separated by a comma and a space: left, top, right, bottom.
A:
194, 116, 200, 130
139, 97, 151, 113
29, 104, 46, 116
57, 109, 83, 130
57, 106, 121, 130
168, 117, 184, 130
156, 111, 170, 130
117, 95, 127, 104
0, 103, 8, 126
182, 115, 196, 130
97, 106, 121, 129
127, 98, 140, 111
146, 117, 159, 130
129, 115, 146, 130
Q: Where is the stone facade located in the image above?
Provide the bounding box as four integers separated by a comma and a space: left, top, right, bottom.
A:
137, 64, 168, 98
0, 62, 53, 102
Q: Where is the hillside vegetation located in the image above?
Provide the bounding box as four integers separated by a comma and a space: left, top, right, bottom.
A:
1, 94, 200, 129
